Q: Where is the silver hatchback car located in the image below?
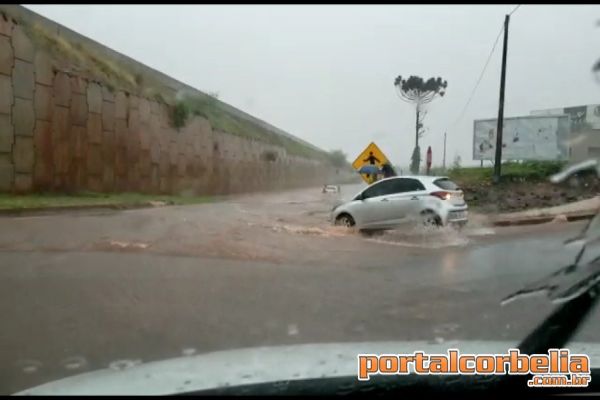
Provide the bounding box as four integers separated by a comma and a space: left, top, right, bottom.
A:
330, 176, 468, 230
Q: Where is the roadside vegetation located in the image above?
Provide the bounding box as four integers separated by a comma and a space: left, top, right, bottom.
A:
444, 161, 567, 186
327, 149, 352, 169
0, 192, 212, 211
428, 161, 597, 212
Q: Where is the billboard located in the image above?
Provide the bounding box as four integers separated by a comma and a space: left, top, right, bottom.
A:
531, 104, 600, 130
473, 115, 570, 161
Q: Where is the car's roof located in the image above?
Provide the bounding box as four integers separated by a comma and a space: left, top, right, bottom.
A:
375, 175, 448, 183
351, 175, 451, 199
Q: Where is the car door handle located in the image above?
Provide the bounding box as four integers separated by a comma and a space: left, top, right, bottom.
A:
380, 198, 389, 202
410, 196, 419, 200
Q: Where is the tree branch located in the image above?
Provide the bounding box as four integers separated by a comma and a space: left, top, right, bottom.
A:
399, 91, 417, 103
421, 91, 436, 104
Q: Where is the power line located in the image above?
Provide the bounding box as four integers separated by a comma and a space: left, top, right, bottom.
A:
449, 22, 504, 130
447, 5, 522, 132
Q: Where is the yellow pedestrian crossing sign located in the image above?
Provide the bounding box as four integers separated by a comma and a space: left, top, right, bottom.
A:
352, 142, 391, 184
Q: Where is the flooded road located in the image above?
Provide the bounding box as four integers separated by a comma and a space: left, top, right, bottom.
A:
0, 182, 515, 263
1, 183, 598, 394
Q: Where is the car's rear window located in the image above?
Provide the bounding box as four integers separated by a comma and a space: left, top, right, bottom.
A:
434, 178, 460, 190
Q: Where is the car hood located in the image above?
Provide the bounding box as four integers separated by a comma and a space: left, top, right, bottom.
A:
15, 340, 600, 395
331, 198, 346, 209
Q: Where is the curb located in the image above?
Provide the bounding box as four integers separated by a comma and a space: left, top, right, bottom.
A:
492, 211, 596, 227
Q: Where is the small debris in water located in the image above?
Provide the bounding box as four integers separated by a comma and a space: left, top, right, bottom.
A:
322, 185, 341, 194
108, 240, 149, 250
182, 348, 197, 356
23, 365, 38, 374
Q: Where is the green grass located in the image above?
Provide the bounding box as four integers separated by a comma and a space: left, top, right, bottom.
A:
0, 192, 213, 211
445, 161, 567, 186
26, 23, 139, 93
172, 95, 330, 161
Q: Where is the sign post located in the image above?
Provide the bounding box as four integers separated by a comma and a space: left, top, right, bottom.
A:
426, 146, 432, 175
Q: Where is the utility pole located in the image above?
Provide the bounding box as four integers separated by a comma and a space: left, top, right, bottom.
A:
493, 14, 510, 183
442, 132, 447, 170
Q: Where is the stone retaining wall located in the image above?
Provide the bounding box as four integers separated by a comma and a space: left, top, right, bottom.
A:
0, 7, 336, 195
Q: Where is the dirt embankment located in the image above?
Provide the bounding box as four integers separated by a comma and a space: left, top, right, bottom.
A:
458, 174, 600, 214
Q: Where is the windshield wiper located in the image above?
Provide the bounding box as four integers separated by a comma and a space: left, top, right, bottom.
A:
489, 260, 600, 393
516, 278, 600, 355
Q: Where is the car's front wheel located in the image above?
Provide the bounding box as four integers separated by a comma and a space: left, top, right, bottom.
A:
335, 213, 355, 227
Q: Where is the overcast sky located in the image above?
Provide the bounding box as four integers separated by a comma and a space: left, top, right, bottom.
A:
24, 5, 600, 167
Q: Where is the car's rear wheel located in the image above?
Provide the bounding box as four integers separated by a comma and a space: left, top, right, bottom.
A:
335, 214, 355, 227
420, 210, 442, 227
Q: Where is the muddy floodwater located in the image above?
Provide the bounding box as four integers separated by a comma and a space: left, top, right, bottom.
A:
0, 183, 499, 265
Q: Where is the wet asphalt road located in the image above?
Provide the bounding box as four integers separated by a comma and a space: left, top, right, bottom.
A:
1, 183, 599, 394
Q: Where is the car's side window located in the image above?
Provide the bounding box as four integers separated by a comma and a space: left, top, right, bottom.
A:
405, 178, 426, 192
362, 180, 396, 199
389, 179, 408, 194
390, 178, 426, 194
361, 183, 381, 199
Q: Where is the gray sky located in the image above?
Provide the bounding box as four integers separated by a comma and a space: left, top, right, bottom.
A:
24, 5, 600, 167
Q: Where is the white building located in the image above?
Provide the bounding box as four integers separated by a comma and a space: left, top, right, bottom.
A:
530, 104, 600, 162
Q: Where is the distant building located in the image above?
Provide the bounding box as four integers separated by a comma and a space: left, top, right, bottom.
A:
530, 104, 600, 162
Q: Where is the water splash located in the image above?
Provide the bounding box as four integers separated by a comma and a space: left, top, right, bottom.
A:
16, 359, 42, 374
268, 223, 354, 237
364, 225, 471, 249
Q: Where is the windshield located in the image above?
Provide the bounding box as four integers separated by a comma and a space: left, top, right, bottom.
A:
2, 3, 600, 396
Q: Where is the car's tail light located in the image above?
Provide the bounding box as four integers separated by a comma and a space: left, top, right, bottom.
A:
430, 191, 451, 200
